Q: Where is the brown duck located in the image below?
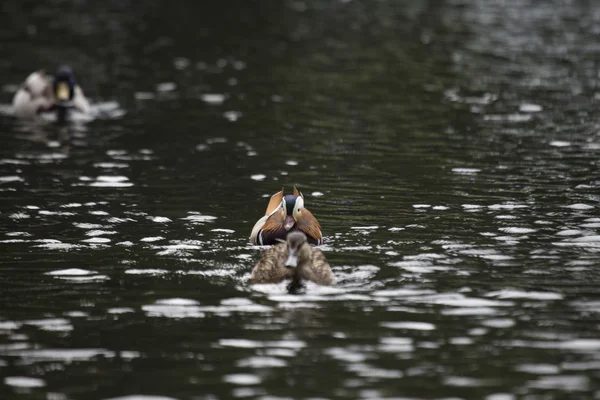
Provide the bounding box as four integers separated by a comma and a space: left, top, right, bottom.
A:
250, 232, 334, 292
249, 187, 322, 245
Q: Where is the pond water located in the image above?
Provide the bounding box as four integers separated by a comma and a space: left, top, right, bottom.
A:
1, 1, 600, 399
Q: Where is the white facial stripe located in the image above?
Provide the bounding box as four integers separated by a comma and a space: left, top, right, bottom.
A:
295, 196, 304, 212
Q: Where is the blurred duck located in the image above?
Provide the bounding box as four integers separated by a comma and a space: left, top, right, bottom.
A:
250, 186, 323, 246
250, 231, 334, 292
12, 66, 90, 121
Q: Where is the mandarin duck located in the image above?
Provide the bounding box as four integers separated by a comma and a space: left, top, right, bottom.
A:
250, 231, 334, 292
250, 186, 322, 246
13, 66, 90, 121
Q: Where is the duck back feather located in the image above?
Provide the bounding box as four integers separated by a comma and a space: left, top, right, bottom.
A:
250, 232, 334, 290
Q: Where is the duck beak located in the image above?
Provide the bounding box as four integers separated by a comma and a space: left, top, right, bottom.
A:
56, 82, 70, 101
284, 215, 296, 230
285, 249, 298, 268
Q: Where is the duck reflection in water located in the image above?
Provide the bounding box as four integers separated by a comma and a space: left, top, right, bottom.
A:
250, 232, 334, 293
250, 186, 323, 246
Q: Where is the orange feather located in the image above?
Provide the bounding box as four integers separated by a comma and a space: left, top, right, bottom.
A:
293, 186, 303, 198
296, 208, 322, 241
265, 187, 284, 215
262, 209, 286, 233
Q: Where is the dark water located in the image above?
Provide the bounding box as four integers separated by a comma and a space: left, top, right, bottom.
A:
1, 1, 600, 399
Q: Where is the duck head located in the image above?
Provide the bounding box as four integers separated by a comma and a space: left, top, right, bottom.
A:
282, 193, 304, 231
285, 231, 310, 268
53, 66, 76, 102
53, 66, 77, 120
273, 187, 320, 238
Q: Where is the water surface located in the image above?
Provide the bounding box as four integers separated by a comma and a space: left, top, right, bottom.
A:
1, 1, 600, 399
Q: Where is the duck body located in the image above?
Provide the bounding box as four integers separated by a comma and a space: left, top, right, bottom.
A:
250, 232, 334, 292
12, 71, 54, 118
250, 187, 323, 246
12, 66, 90, 121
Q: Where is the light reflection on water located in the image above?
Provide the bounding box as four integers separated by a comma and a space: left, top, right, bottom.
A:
1, 0, 600, 399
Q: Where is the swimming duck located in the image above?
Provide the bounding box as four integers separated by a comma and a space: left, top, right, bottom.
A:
250, 231, 334, 292
249, 186, 323, 246
12, 66, 90, 120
